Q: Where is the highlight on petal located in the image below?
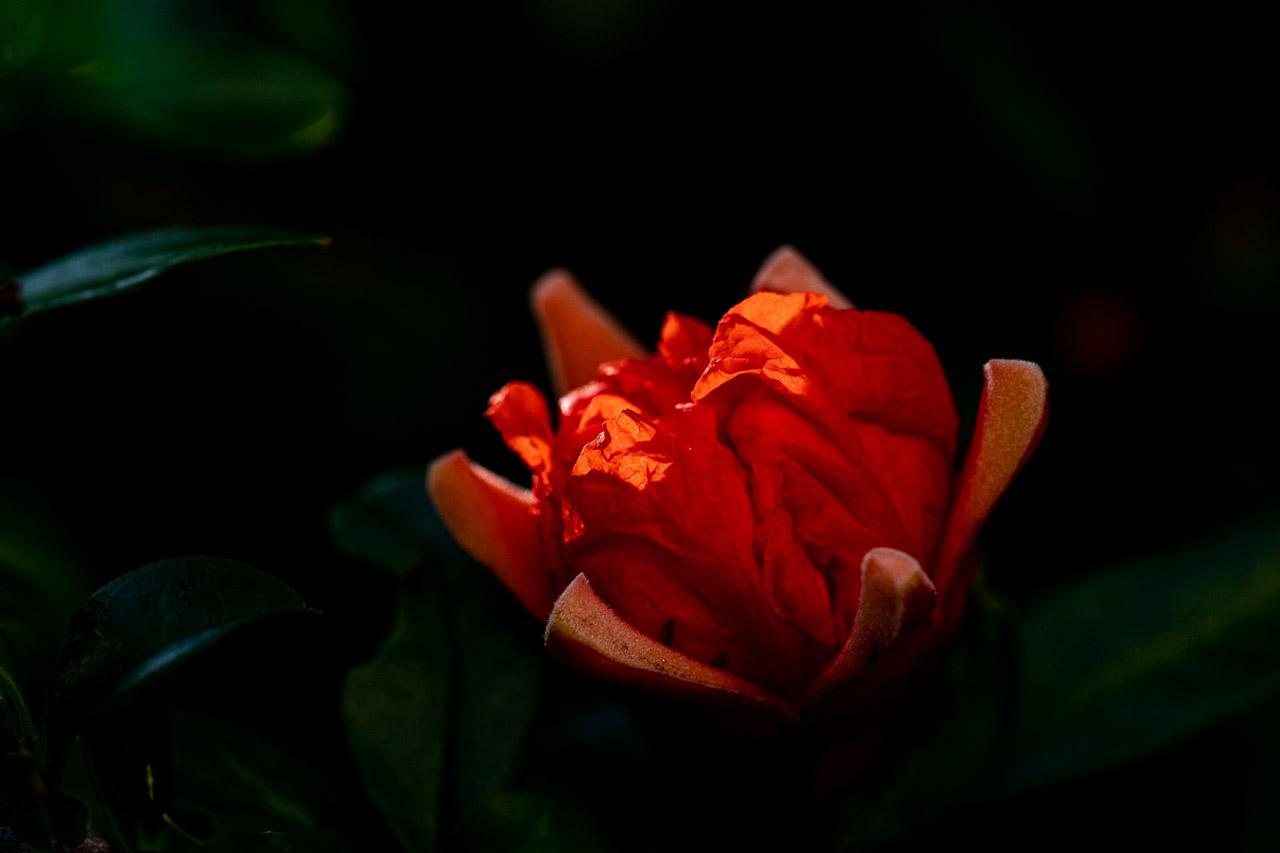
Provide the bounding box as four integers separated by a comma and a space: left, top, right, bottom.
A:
544, 573, 799, 720
427, 450, 555, 619
531, 268, 648, 397
805, 548, 936, 701
933, 359, 1049, 626
486, 381, 555, 481
750, 245, 853, 309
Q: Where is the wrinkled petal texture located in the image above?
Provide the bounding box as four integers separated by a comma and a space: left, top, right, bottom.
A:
488, 291, 959, 698
694, 292, 957, 644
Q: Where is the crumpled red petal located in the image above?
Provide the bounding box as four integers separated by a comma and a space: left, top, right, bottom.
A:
933, 359, 1049, 629
544, 573, 799, 720
561, 405, 827, 695
751, 245, 853, 309
693, 291, 958, 456
486, 381, 555, 484
805, 547, 936, 702
427, 450, 555, 619
531, 269, 648, 397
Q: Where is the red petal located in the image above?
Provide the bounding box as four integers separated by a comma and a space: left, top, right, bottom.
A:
531, 269, 647, 396
723, 389, 952, 637
561, 406, 826, 694
933, 360, 1048, 628
657, 311, 714, 369
751, 245, 854, 309
486, 381, 555, 483
693, 291, 958, 456
748, 461, 837, 646
427, 450, 556, 619
570, 536, 742, 667
545, 573, 799, 719
805, 547, 936, 701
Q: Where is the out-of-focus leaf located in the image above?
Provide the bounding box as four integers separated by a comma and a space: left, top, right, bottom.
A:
0, 0, 48, 76
54, 556, 308, 727
10, 790, 88, 850
454, 788, 611, 853
446, 574, 542, 829
332, 469, 544, 842
344, 575, 450, 853
166, 714, 356, 853
835, 587, 1021, 850
82, 708, 357, 853
0, 492, 93, 741
259, 0, 356, 68
329, 470, 439, 578
1008, 511, 1280, 789
61, 36, 344, 160
0, 574, 42, 742
13, 226, 329, 316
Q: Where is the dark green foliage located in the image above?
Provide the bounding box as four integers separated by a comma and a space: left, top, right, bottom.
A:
334, 472, 545, 852
54, 557, 308, 727
1011, 511, 1280, 787
12, 228, 328, 317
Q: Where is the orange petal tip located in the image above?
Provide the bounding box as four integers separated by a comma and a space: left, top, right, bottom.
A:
530, 268, 648, 397
427, 449, 555, 619
751, 245, 853, 309
806, 548, 936, 701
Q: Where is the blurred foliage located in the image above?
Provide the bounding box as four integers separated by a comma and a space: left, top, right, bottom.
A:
1011, 511, 1280, 787
2, 0, 346, 159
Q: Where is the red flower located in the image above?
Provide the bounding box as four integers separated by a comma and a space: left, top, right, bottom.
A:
429, 248, 1046, 719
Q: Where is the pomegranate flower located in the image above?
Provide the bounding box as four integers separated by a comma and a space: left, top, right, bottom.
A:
428, 248, 1047, 719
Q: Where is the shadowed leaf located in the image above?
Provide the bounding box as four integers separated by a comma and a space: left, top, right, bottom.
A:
344, 574, 449, 853
54, 556, 308, 728
13, 226, 328, 316
1009, 511, 1280, 788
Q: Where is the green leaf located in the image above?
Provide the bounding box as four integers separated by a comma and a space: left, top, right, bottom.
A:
54, 556, 308, 728
343, 575, 450, 853
0, 493, 94, 743
59, 36, 345, 160
329, 470, 440, 578
1009, 511, 1280, 789
445, 576, 542, 830
165, 713, 357, 853
12, 226, 329, 316
0, 587, 40, 741
333, 470, 544, 842
453, 788, 611, 853
0, 0, 48, 76
80, 708, 358, 853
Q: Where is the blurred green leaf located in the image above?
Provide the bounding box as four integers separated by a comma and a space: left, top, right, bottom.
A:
329, 470, 438, 578
446, 576, 542, 830
61, 36, 344, 160
54, 556, 308, 728
0, 0, 49, 76
0, 494, 94, 748
344, 575, 450, 853
453, 788, 611, 853
81, 708, 357, 853
334, 470, 544, 845
259, 0, 356, 69
165, 713, 356, 853
12, 226, 329, 316
0, 570, 44, 742
11, 790, 89, 850
1009, 511, 1280, 789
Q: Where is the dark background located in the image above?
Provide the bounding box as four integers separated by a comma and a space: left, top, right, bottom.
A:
2, 2, 1278, 849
